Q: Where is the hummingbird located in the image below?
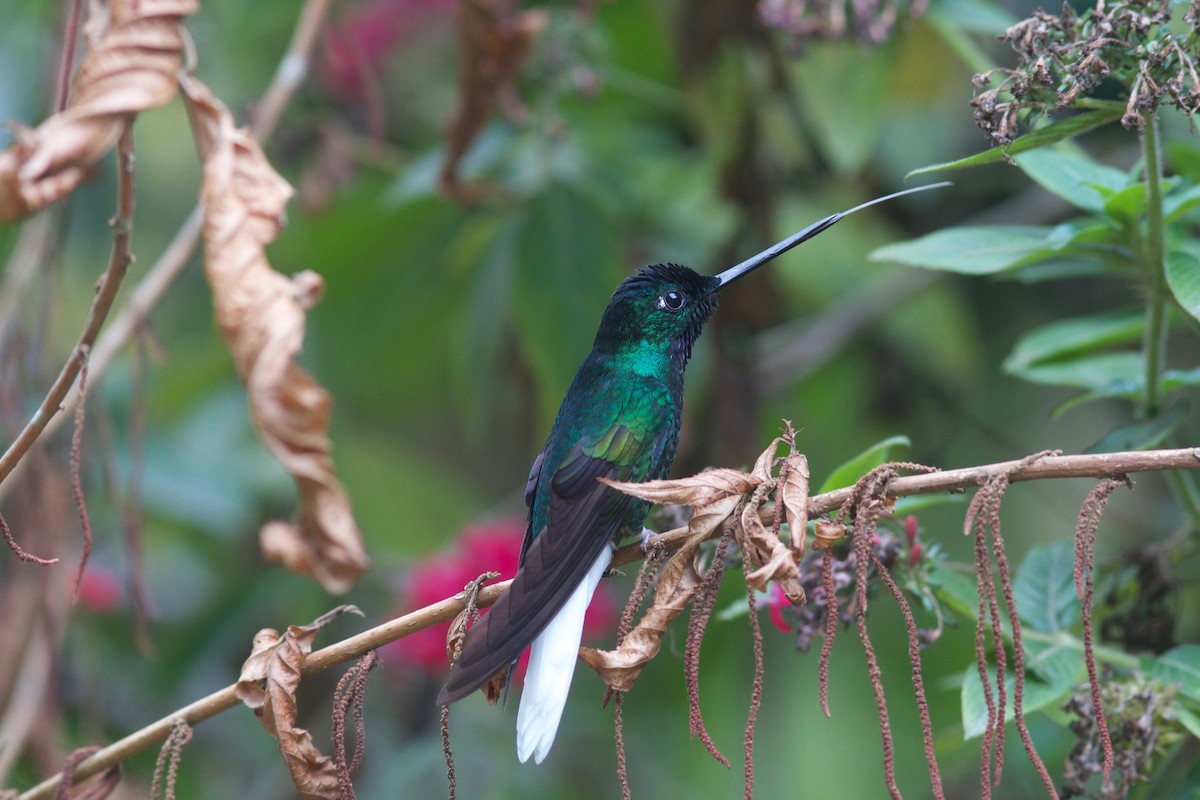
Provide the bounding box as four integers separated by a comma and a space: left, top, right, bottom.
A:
436, 183, 948, 763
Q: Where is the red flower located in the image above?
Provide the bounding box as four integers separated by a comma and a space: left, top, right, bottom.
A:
77, 566, 122, 613
386, 517, 616, 681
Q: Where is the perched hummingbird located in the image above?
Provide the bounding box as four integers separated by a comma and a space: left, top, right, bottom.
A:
437, 183, 947, 763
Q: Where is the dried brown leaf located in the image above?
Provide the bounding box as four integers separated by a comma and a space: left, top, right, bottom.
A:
601, 468, 761, 508
779, 453, 809, 558
235, 605, 362, 800
0, 0, 197, 220
581, 557, 703, 691
180, 74, 370, 594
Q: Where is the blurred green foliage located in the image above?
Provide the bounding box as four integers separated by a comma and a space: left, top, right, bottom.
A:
3, 0, 1200, 798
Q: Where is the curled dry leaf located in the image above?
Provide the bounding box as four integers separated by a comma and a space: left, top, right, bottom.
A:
236, 605, 363, 800
601, 468, 761, 509
180, 75, 370, 594
779, 454, 810, 559
813, 519, 847, 549
582, 477, 749, 690
0, 0, 197, 220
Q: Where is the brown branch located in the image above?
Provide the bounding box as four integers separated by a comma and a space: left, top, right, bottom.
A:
613, 448, 1200, 567
14, 445, 1200, 797
0, 123, 136, 492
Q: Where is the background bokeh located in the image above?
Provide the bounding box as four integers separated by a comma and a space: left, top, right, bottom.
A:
2, 0, 1199, 797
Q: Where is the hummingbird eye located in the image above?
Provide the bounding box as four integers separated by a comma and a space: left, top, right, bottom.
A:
658, 290, 685, 311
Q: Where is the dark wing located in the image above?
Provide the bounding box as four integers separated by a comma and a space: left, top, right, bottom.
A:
437, 403, 669, 705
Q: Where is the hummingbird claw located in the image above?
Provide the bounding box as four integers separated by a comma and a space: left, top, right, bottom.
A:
639, 526, 656, 553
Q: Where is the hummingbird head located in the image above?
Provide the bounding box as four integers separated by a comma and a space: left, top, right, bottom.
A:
592, 263, 720, 365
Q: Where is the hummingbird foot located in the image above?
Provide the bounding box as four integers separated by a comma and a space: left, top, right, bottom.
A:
639, 526, 656, 553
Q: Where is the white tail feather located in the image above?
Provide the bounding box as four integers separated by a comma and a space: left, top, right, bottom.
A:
516, 545, 614, 764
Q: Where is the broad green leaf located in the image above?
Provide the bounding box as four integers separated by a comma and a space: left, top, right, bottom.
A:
1053, 367, 1200, 417
1166, 184, 1200, 221
1003, 309, 1144, 375
818, 435, 911, 493
893, 493, 967, 514
1166, 139, 1200, 181
1166, 251, 1200, 322
1141, 644, 1200, 702
1177, 706, 1200, 740
1012, 351, 1144, 389
928, 563, 980, 621
906, 108, 1124, 177
1014, 148, 1129, 213
1014, 540, 1080, 633
1025, 640, 1081, 691
961, 666, 1067, 739
1103, 183, 1148, 222
1086, 399, 1189, 453
871, 226, 1056, 274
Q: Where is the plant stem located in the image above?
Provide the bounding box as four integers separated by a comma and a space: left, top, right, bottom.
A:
1140, 111, 1168, 419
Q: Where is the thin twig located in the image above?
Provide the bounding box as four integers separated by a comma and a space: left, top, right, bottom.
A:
612, 448, 1200, 567
0, 124, 136, 492
16, 446, 1200, 798
0, 0, 336, 504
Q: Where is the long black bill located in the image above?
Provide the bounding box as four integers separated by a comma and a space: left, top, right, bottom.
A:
714, 181, 951, 288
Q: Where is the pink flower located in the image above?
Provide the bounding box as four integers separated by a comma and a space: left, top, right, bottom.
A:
77, 566, 122, 613
320, 0, 453, 101
386, 517, 616, 682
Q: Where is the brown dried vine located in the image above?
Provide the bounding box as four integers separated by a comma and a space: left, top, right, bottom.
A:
834, 462, 938, 800
148, 719, 192, 800
1075, 477, 1132, 784
331, 650, 378, 800
68, 346, 92, 600
441, 704, 455, 800
0, 511, 57, 566
742, 562, 764, 800
685, 529, 734, 767
964, 463, 1058, 799
51, 747, 117, 800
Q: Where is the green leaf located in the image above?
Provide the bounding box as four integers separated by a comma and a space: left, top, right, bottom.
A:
818, 435, 911, 493
1003, 309, 1144, 375
1103, 183, 1148, 222
906, 108, 1124, 178
1086, 399, 1189, 452
894, 493, 967, 514
1177, 706, 1200, 740
1013, 147, 1130, 213
1012, 352, 1145, 389
1165, 183, 1200, 221
1026, 639, 1081, 691
1014, 540, 1080, 633
871, 226, 1056, 274
927, 0, 1017, 34
1141, 644, 1200, 702
961, 666, 1067, 739
1166, 252, 1200, 323
928, 564, 980, 621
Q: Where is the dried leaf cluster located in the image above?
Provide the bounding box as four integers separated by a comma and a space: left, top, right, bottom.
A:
582, 423, 809, 692
235, 605, 367, 800
971, 0, 1200, 144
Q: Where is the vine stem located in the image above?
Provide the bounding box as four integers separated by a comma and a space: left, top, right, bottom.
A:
1140, 110, 1167, 419
13, 445, 1200, 799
